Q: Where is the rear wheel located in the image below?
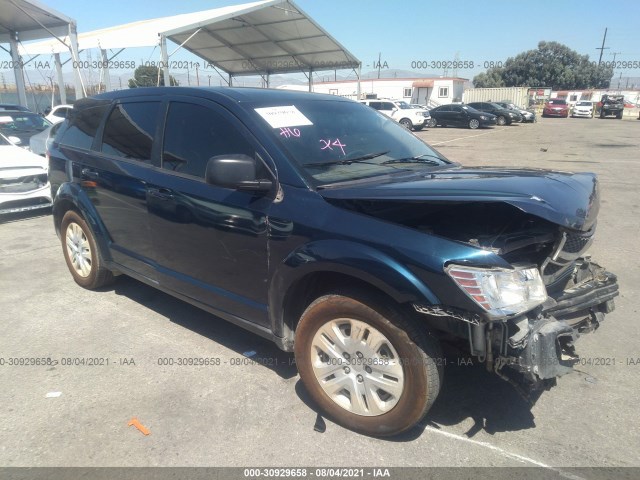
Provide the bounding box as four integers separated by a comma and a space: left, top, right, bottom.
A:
294, 293, 442, 436
427, 118, 437, 128
61, 210, 114, 289
468, 118, 480, 129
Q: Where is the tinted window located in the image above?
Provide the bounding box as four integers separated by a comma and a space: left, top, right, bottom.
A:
58, 104, 108, 150
450, 106, 463, 113
162, 102, 254, 178
382, 103, 396, 110
101, 102, 160, 163
438, 105, 451, 112
369, 102, 382, 110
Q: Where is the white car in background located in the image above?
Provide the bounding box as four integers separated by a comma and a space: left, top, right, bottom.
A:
571, 100, 595, 118
0, 133, 52, 215
360, 99, 428, 131
45, 104, 73, 124
29, 122, 64, 156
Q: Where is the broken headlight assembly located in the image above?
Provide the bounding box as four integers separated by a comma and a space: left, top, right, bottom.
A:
446, 264, 547, 319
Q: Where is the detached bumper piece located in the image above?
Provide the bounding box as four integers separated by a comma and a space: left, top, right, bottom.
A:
494, 258, 618, 402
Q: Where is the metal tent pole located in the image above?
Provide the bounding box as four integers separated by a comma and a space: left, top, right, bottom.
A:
9, 32, 28, 107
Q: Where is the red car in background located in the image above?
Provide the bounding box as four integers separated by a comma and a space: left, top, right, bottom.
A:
542, 98, 569, 117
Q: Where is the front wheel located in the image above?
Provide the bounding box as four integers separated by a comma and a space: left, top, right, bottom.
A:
496, 115, 506, 126
468, 118, 480, 129
61, 210, 114, 289
399, 118, 413, 130
294, 293, 442, 436
413, 125, 424, 131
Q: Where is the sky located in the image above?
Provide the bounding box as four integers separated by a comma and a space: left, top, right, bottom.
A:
3, 0, 640, 85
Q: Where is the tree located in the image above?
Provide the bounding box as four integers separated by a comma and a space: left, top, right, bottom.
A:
473, 41, 613, 89
472, 68, 505, 88
128, 65, 178, 88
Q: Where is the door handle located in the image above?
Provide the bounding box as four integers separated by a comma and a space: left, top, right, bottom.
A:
81, 168, 99, 180
147, 187, 174, 200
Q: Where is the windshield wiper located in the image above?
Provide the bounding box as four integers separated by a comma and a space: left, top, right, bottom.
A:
304, 150, 389, 169
382, 153, 445, 165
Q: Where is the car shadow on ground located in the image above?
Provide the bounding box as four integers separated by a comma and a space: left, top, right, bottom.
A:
107, 276, 536, 438
108, 276, 298, 380
293, 348, 536, 441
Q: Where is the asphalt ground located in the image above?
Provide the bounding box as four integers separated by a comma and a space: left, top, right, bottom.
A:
0, 115, 638, 475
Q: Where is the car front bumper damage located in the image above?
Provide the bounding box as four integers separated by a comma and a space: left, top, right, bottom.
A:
488, 258, 618, 400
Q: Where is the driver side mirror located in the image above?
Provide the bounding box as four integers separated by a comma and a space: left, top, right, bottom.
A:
205, 154, 273, 192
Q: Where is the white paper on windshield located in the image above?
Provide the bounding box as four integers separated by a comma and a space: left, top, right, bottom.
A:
254, 105, 313, 129
0, 116, 13, 123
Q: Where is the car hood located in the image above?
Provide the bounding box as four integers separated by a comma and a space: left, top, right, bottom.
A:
319, 166, 599, 231
0, 144, 48, 173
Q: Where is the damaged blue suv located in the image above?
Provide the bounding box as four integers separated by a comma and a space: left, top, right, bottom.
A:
49, 87, 618, 436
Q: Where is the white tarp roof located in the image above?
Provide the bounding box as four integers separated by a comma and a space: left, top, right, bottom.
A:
0, 0, 75, 43
19, 0, 360, 75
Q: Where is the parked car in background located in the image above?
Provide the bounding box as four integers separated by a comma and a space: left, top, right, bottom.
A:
571, 101, 594, 118
598, 95, 624, 119
466, 102, 522, 125
495, 102, 536, 123
0, 133, 52, 214
29, 122, 64, 156
0, 104, 31, 112
0, 110, 51, 148
45, 104, 73, 124
428, 104, 497, 129
542, 99, 569, 118
360, 98, 427, 131
49, 87, 618, 437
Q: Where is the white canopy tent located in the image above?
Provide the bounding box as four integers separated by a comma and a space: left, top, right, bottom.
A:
0, 0, 84, 106
19, 0, 361, 97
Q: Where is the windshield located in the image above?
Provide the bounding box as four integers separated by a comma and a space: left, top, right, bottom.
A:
0, 112, 51, 133
395, 101, 412, 109
548, 99, 567, 105
576, 101, 592, 106
0, 133, 11, 146
250, 99, 450, 186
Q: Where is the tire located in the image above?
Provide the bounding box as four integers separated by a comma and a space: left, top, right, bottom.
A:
427, 118, 437, 128
600, 111, 605, 119
61, 210, 114, 289
413, 125, 424, 131
468, 118, 480, 129
616, 112, 623, 119
294, 293, 442, 437
496, 115, 506, 126
399, 118, 413, 130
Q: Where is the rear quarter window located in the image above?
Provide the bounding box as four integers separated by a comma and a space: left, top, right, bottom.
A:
58, 104, 109, 150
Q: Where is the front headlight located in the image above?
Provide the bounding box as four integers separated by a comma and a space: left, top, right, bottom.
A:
446, 264, 547, 318
480, 115, 487, 120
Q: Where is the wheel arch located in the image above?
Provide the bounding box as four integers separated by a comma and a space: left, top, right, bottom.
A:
52, 182, 113, 263
269, 240, 440, 348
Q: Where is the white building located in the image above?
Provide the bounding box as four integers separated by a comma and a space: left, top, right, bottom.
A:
278, 77, 467, 108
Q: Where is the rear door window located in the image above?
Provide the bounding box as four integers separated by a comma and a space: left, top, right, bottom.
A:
100, 102, 161, 163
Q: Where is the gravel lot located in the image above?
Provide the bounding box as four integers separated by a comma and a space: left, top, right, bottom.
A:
0, 116, 638, 474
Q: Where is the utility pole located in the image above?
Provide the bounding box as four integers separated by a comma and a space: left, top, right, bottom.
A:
596, 28, 609, 66
611, 51, 621, 63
